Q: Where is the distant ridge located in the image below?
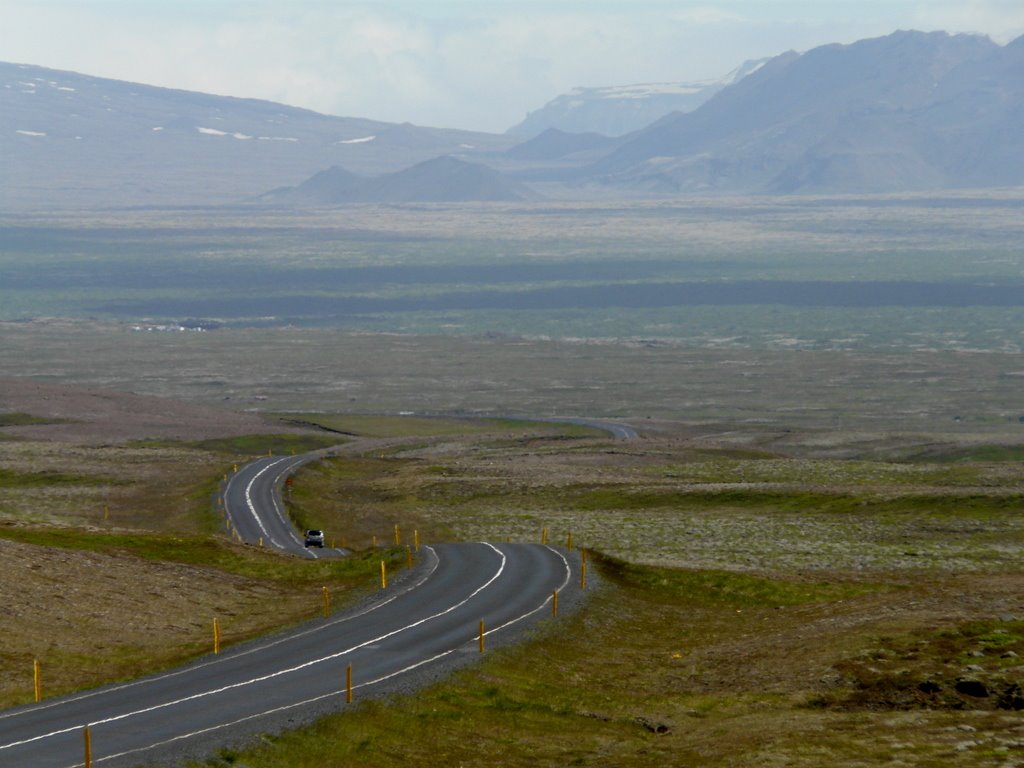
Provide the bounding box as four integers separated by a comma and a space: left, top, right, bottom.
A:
264, 156, 538, 204
263, 166, 366, 204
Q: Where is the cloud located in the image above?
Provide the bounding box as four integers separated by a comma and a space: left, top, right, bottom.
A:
910, 0, 1024, 41
667, 6, 747, 24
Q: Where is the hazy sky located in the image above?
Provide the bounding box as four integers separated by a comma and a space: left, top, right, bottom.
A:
2, 1, 1022, 132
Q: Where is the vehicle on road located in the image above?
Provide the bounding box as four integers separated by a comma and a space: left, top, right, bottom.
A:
304, 529, 325, 548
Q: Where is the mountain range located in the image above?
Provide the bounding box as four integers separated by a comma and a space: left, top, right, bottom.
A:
506, 59, 769, 138
586, 30, 1024, 194
3, 30, 1024, 209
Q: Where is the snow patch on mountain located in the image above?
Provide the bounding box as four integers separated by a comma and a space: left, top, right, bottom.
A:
508, 58, 770, 137
197, 127, 254, 140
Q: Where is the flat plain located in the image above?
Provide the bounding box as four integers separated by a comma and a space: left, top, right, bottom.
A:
1, 194, 1023, 766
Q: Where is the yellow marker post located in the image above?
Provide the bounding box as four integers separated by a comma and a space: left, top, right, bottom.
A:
322, 586, 330, 618
346, 664, 353, 704
541, 527, 548, 545
580, 559, 588, 590
406, 546, 413, 569
258, 537, 263, 548
380, 560, 387, 590
83, 726, 92, 768
479, 620, 485, 653
33, 659, 41, 703
267, 449, 272, 457
552, 590, 559, 618
233, 464, 238, 473
213, 618, 221, 655
566, 530, 573, 549
394, 523, 400, 546
414, 529, 420, 552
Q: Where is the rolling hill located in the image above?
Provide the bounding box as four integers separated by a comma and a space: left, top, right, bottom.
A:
263, 156, 537, 204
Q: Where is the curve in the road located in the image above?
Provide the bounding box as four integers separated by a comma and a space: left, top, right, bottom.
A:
550, 417, 639, 439
223, 453, 343, 557
0, 447, 584, 768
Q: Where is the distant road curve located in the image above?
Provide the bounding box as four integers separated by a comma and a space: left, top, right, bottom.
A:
532, 416, 639, 439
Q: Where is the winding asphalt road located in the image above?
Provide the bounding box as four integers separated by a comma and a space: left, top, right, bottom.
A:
0, 450, 582, 767
222, 452, 347, 557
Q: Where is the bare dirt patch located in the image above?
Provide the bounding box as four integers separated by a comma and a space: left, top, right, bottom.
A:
0, 377, 303, 444
0, 537, 314, 708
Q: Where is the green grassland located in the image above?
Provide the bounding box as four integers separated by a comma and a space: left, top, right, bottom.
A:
0, 412, 67, 427
133, 432, 345, 459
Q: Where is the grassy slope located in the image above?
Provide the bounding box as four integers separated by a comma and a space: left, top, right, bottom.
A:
0, 429, 400, 708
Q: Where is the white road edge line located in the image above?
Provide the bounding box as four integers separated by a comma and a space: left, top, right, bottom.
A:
484, 544, 572, 637
0, 543, 507, 753
64, 543, 573, 768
